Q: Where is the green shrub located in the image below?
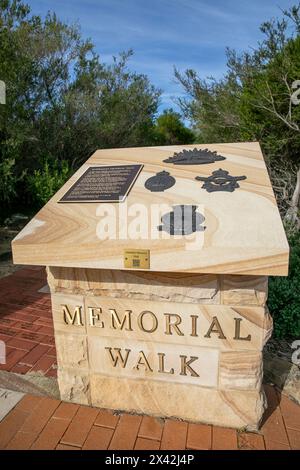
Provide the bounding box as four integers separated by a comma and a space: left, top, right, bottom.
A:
0, 158, 19, 203
27, 159, 71, 206
0, 140, 26, 206
268, 232, 300, 339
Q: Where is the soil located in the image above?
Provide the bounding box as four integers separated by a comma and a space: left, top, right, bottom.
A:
265, 337, 296, 363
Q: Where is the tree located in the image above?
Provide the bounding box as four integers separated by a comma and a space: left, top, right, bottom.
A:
234, 29, 300, 224
175, 3, 300, 227
0, 0, 161, 214
153, 108, 194, 145
174, 69, 243, 144
37, 49, 160, 169
0, 4, 95, 201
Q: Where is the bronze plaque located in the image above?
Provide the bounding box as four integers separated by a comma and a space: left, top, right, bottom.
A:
59, 164, 143, 203
124, 249, 150, 269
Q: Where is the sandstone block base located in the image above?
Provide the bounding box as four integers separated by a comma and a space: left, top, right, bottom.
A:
48, 267, 271, 430
89, 375, 267, 430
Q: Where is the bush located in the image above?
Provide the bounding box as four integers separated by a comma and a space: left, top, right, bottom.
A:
268, 232, 300, 339
0, 158, 19, 203
27, 159, 71, 207
153, 109, 195, 145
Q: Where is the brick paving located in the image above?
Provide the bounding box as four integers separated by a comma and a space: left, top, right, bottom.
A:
0, 386, 299, 450
0, 267, 299, 450
0, 267, 56, 377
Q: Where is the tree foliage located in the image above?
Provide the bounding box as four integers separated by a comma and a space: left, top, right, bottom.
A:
268, 231, 300, 338
153, 108, 195, 145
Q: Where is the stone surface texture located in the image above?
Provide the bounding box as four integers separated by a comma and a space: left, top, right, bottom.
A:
47, 267, 271, 430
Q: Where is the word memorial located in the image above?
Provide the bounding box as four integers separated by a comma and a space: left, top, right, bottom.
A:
12, 142, 289, 430
62, 303, 253, 342
60, 301, 255, 385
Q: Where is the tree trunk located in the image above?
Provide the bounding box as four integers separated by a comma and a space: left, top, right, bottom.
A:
285, 167, 300, 225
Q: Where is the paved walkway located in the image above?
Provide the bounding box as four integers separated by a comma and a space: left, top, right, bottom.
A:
0, 267, 299, 450
0, 385, 299, 450
0, 268, 56, 377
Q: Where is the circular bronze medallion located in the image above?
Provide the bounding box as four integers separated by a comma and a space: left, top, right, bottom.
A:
145, 171, 176, 192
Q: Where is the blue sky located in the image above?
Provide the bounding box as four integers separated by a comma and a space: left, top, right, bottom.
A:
27, 0, 296, 113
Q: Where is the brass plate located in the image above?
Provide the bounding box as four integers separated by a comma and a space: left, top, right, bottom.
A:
124, 249, 150, 269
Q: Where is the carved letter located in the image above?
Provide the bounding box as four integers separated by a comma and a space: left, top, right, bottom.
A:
110, 309, 133, 331
234, 318, 251, 341
134, 351, 153, 371
105, 347, 131, 368
158, 352, 174, 375
62, 305, 84, 326
137, 311, 158, 333
88, 307, 104, 328
190, 315, 198, 337
165, 314, 184, 336
180, 355, 199, 377
204, 316, 226, 339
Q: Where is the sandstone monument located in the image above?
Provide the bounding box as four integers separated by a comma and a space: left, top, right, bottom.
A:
12, 142, 289, 429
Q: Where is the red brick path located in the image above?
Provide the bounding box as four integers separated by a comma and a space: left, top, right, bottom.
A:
0, 267, 56, 377
0, 267, 299, 450
0, 385, 299, 449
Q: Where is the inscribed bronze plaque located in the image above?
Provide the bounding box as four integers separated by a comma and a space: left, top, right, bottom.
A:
59, 164, 143, 203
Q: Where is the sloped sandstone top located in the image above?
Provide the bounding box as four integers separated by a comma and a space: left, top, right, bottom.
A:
12, 142, 289, 275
